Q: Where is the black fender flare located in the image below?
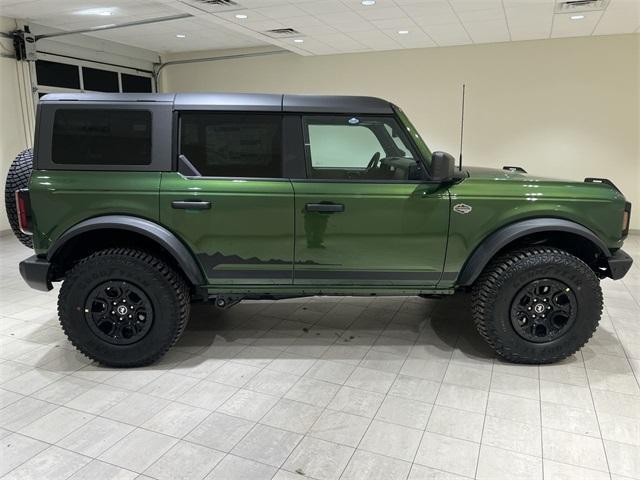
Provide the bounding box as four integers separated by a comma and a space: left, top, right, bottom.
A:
456, 218, 611, 286
47, 215, 205, 285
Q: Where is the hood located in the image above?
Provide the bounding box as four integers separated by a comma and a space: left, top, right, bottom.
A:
464, 166, 561, 182
460, 166, 624, 202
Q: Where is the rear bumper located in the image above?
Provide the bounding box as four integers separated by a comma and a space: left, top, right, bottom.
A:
19, 255, 52, 292
606, 249, 633, 280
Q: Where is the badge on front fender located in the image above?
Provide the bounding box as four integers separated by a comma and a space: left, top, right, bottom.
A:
453, 203, 473, 215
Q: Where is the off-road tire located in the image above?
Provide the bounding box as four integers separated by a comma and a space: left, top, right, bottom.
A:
58, 248, 190, 367
5, 148, 33, 248
472, 247, 602, 364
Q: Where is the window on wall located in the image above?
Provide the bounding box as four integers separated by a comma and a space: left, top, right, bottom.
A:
122, 74, 153, 93
36, 60, 81, 89
180, 113, 282, 178
302, 116, 423, 181
82, 67, 119, 92
52, 109, 151, 166
35, 56, 154, 99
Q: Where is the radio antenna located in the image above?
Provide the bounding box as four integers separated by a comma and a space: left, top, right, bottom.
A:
458, 83, 466, 171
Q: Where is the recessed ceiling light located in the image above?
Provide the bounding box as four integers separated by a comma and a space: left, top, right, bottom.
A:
235, 14, 248, 19
176, 34, 186, 38
570, 14, 585, 19
361, 0, 376, 5
76, 8, 115, 16
293, 38, 304, 43
398, 30, 409, 34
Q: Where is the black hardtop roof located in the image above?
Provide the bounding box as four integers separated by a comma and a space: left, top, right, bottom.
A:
39, 92, 395, 114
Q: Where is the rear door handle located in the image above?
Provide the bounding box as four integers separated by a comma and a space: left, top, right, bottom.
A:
305, 203, 345, 213
171, 200, 211, 210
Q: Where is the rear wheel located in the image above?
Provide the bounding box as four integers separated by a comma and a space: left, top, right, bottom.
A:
472, 247, 602, 364
5, 148, 33, 248
58, 248, 190, 367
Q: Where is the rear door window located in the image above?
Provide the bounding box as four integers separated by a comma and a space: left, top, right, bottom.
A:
52, 109, 151, 165
179, 113, 282, 178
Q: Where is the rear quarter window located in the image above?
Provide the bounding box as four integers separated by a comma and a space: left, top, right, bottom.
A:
52, 109, 151, 165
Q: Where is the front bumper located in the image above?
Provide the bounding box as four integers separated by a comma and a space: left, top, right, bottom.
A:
19, 255, 52, 292
606, 249, 633, 280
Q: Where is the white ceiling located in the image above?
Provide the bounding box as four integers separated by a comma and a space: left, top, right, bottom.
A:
1, 0, 638, 55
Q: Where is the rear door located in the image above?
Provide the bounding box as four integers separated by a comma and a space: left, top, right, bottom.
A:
291, 114, 450, 286
160, 112, 295, 285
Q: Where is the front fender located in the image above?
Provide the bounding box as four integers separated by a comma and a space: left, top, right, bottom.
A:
455, 218, 610, 286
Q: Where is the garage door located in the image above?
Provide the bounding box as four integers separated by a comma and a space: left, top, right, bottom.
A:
35, 52, 154, 101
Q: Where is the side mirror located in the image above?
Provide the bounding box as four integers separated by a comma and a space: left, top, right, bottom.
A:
430, 151, 455, 182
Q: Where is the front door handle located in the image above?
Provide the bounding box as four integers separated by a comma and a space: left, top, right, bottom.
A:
171, 200, 211, 210
305, 203, 345, 213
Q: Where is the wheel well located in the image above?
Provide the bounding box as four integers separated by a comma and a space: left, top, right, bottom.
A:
50, 228, 192, 285
457, 224, 611, 288
494, 230, 607, 274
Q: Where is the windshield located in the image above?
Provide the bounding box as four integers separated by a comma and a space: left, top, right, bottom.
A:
394, 106, 432, 168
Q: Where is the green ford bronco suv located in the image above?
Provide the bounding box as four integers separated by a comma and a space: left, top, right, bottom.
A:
6, 92, 632, 367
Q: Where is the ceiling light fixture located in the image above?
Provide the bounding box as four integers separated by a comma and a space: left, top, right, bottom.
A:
76, 8, 115, 16
293, 38, 304, 43
176, 34, 186, 38
361, 0, 376, 5
570, 14, 585, 19
398, 30, 409, 34
235, 14, 248, 19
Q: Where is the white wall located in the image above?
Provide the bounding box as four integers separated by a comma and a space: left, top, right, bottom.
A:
0, 17, 31, 232
161, 34, 640, 227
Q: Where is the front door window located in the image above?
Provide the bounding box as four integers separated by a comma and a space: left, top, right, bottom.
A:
302, 115, 424, 181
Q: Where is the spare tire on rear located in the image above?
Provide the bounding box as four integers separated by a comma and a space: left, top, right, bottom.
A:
5, 148, 34, 248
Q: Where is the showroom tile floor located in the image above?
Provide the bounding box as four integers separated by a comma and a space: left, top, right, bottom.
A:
0, 233, 639, 480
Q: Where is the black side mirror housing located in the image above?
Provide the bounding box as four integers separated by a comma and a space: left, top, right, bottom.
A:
430, 151, 455, 182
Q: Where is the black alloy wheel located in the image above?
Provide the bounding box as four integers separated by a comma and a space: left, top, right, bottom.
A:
510, 278, 577, 343
85, 280, 154, 345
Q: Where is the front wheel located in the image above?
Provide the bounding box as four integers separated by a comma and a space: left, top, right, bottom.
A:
58, 248, 190, 367
472, 247, 602, 364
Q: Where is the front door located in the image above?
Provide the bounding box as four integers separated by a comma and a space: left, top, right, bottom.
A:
292, 114, 450, 286
160, 112, 294, 285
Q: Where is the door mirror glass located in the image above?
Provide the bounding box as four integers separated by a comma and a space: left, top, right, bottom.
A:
430, 151, 455, 182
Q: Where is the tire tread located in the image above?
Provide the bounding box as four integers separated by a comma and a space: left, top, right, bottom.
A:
471, 247, 602, 364
58, 248, 190, 367
5, 149, 34, 248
